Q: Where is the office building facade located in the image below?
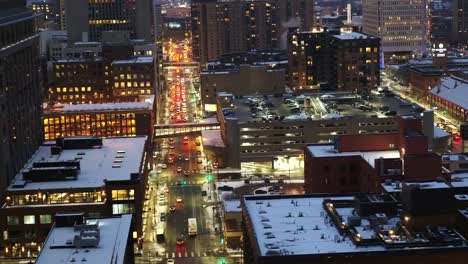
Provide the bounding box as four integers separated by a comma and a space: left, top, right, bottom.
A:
453, 0, 468, 46
288, 29, 380, 92
64, 0, 153, 43
362, 0, 426, 63
191, 0, 314, 65
0, 4, 43, 203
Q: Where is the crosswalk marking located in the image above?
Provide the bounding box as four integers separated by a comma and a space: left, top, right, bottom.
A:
164, 251, 213, 258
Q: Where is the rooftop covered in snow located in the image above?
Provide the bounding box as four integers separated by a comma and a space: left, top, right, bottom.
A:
429, 76, 468, 109
35, 215, 132, 264
307, 144, 401, 168
7, 136, 147, 191
243, 194, 468, 257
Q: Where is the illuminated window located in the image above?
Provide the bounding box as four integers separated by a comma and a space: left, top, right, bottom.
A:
39, 215, 52, 224
87, 87, 91, 91
114, 82, 120, 88
112, 203, 135, 214
365, 47, 371, 53
24, 215, 35, 225
127, 82, 132, 87
56, 87, 61, 92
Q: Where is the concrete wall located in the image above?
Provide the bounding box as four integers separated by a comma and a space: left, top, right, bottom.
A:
201, 65, 285, 105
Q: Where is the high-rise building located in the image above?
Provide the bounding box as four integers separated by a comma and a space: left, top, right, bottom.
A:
64, 0, 153, 43
0, 1, 43, 202
288, 28, 380, 92
453, 0, 468, 45
362, 0, 426, 64
191, 0, 314, 65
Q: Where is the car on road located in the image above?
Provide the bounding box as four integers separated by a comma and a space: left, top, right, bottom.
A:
161, 164, 168, 169
176, 237, 184, 246
183, 171, 189, 177
184, 156, 189, 161
167, 259, 175, 264
162, 186, 169, 193
160, 215, 166, 222
169, 205, 176, 212
176, 196, 183, 203
168, 138, 175, 143
176, 167, 182, 173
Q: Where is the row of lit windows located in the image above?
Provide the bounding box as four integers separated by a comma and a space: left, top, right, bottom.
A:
89, 19, 129, 25
7, 215, 51, 225
5, 191, 104, 207
114, 81, 152, 88
117, 89, 152, 95
55, 86, 92, 93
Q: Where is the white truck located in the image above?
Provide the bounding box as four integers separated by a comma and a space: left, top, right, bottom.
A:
188, 218, 197, 236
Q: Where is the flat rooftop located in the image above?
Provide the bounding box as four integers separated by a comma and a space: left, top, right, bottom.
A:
35, 215, 132, 264
307, 144, 401, 168
112, 56, 154, 65
8, 137, 147, 191
382, 181, 452, 193
224, 200, 241, 213
451, 172, 468, 188
44, 95, 154, 114
243, 195, 468, 257
218, 92, 416, 123
332, 32, 377, 40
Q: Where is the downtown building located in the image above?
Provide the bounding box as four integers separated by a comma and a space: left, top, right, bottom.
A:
362, 0, 426, 64
43, 95, 155, 141
46, 39, 155, 104
191, 0, 314, 65
214, 91, 428, 169
288, 28, 380, 92
0, 136, 151, 258
0, 2, 44, 204
453, 0, 468, 46
63, 0, 153, 43
304, 114, 441, 194
242, 192, 468, 264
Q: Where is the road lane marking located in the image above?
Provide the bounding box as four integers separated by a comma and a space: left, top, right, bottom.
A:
178, 252, 182, 258
172, 252, 175, 258
191, 251, 195, 257
165, 253, 169, 258
203, 252, 207, 257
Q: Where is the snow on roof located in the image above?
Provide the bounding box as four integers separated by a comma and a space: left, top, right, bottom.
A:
35, 215, 132, 264
112, 56, 153, 65
442, 153, 468, 161
451, 172, 468, 188
244, 196, 385, 256
61, 101, 153, 112
224, 200, 241, 213
429, 76, 468, 109
8, 137, 147, 191
332, 32, 376, 40
434, 126, 450, 138
382, 181, 451, 193
307, 144, 401, 168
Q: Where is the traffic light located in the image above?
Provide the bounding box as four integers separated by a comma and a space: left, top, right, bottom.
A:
206, 174, 213, 182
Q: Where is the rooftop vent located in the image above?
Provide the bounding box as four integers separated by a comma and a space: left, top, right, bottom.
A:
56, 137, 103, 150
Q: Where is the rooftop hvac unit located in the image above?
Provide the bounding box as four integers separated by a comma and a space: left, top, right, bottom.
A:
23, 166, 79, 182
56, 136, 103, 149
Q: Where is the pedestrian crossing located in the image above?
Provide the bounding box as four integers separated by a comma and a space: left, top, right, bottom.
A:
165, 180, 207, 186
164, 251, 217, 258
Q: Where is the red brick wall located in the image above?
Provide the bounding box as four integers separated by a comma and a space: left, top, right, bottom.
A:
337, 134, 399, 152
403, 153, 441, 181
305, 149, 377, 194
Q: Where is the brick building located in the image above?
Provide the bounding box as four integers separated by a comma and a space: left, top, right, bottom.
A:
304, 115, 442, 193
